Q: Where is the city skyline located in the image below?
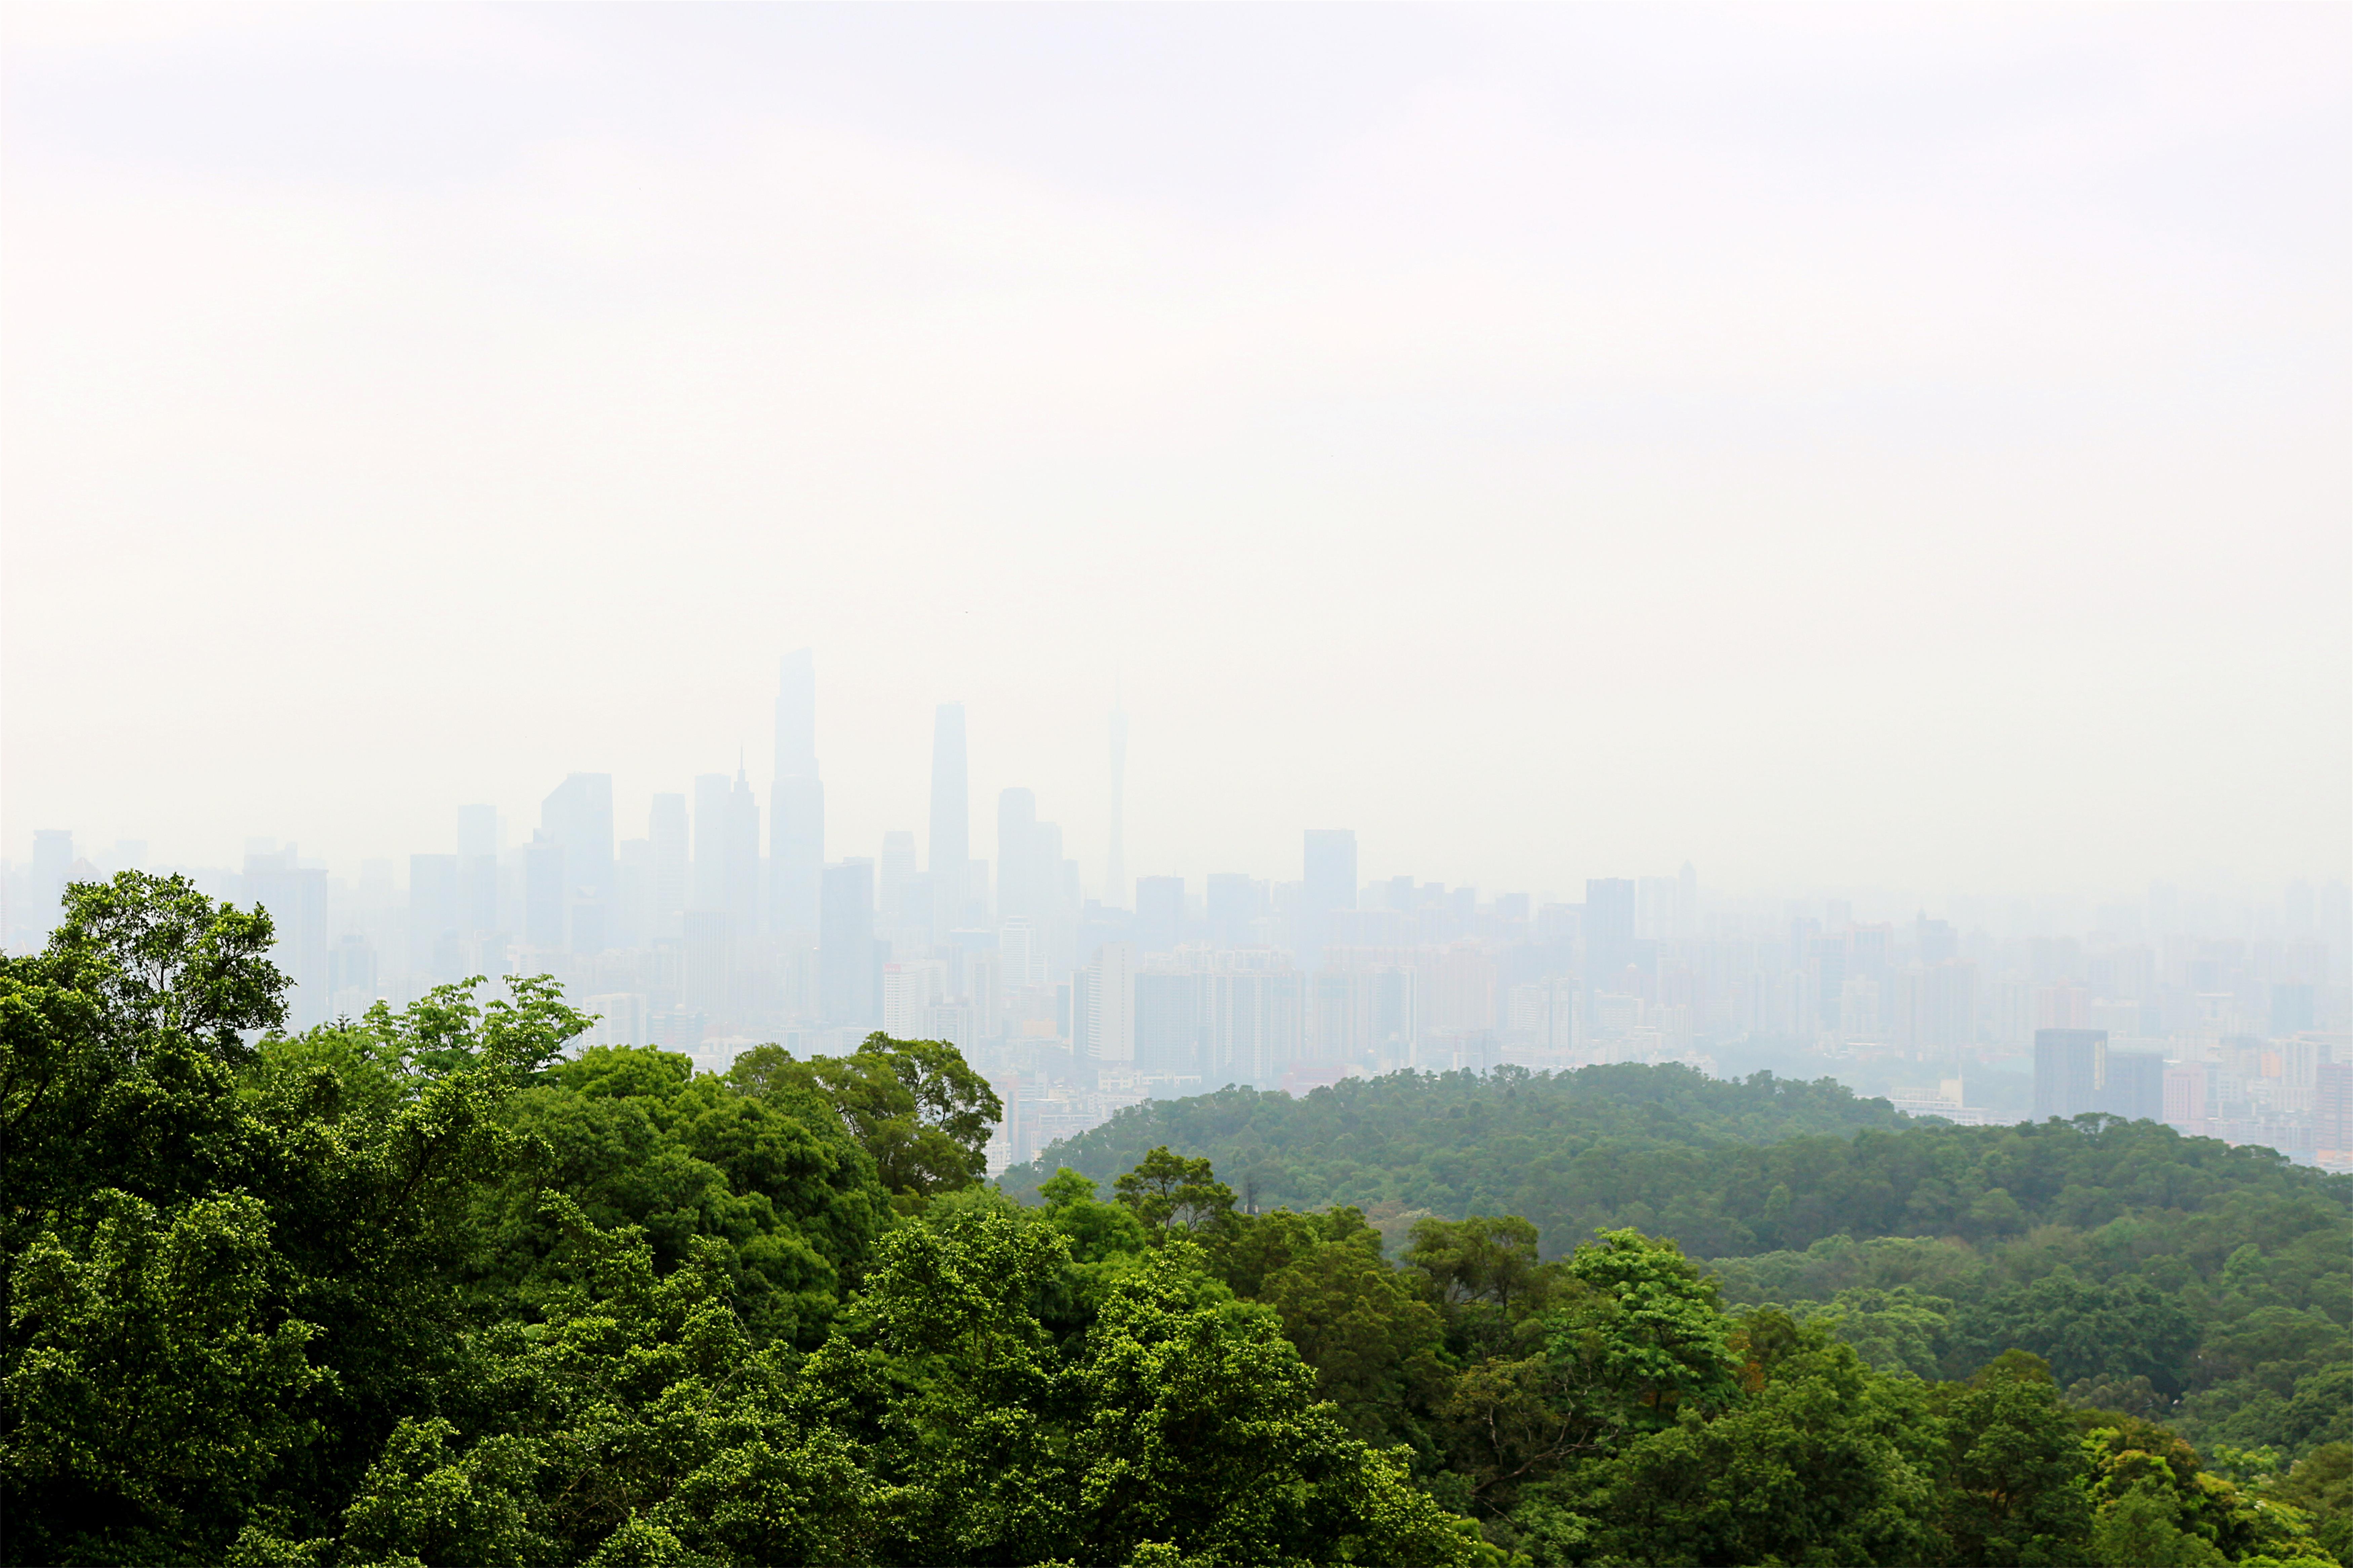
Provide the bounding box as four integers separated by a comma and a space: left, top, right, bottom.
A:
5, 6, 2346, 897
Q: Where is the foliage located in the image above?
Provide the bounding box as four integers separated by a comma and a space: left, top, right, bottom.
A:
732, 1032, 1001, 1199
7, 874, 2347, 1567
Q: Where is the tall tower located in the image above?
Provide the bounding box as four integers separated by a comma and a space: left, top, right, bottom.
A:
929, 702, 969, 938
725, 758, 760, 927
769, 649, 825, 934
1107, 697, 1128, 908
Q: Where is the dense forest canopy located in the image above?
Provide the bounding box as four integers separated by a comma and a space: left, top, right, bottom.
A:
1005, 1063, 2352, 1462
4, 873, 2348, 1567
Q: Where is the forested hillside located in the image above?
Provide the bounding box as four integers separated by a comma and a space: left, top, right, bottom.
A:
999, 1065, 1912, 1236
1005, 1063, 2353, 1467
6, 874, 2349, 1567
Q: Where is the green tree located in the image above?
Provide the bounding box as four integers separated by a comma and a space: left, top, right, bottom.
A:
1931, 1351, 2096, 1566
1545, 1321, 1942, 1568
483, 1043, 886, 1344
2089, 1479, 2228, 1567
1259, 1234, 1444, 1442
1113, 1146, 1237, 1235
732, 1033, 1001, 1199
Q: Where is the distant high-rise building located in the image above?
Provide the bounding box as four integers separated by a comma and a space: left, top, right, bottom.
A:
2316, 1062, 2352, 1162
1636, 876, 1676, 940
2096, 1051, 2165, 1122
691, 774, 729, 912
1675, 862, 1698, 939
613, 837, 651, 950
2033, 1028, 2108, 1119
28, 829, 74, 940
458, 805, 500, 934
1301, 830, 1357, 960
820, 860, 878, 1025
769, 650, 825, 934
1585, 878, 1637, 993
1107, 701, 1128, 907
1135, 876, 1184, 953
1206, 873, 1267, 948
930, 703, 969, 937
523, 831, 566, 951
1074, 942, 1136, 1065
2162, 1065, 2207, 1132
998, 787, 1073, 979
244, 846, 329, 1028
1915, 914, 1958, 967
682, 911, 733, 1015
879, 830, 920, 927
408, 853, 462, 984
648, 794, 688, 941
541, 773, 614, 952
725, 762, 760, 926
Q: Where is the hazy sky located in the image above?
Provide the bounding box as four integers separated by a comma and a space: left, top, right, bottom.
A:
5, 3, 2347, 902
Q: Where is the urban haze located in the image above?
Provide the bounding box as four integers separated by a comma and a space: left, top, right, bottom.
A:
4, 7, 2350, 1568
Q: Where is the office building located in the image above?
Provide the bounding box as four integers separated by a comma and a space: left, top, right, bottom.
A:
1206, 873, 1267, 948
1074, 942, 1136, 1066
1585, 878, 1637, 995
2097, 1050, 2166, 1122
408, 853, 461, 984
1136, 968, 1207, 1082
682, 910, 733, 1015
2163, 1065, 2207, 1133
769, 649, 825, 934
28, 829, 73, 940
647, 793, 688, 942
930, 703, 969, 936
724, 764, 760, 926
1301, 829, 1357, 961
820, 860, 878, 1026
541, 772, 615, 911
883, 959, 951, 1039
878, 830, 920, 929
998, 787, 1072, 978
458, 804, 500, 935
580, 993, 649, 1049
1107, 701, 1128, 907
244, 846, 329, 1028
2034, 1028, 2108, 1119
523, 832, 566, 951
692, 774, 730, 913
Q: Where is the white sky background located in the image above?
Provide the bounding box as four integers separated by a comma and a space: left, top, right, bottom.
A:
4, 3, 2347, 903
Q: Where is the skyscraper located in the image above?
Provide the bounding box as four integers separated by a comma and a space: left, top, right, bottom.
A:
691, 773, 729, 912
820, 859, 878, 1025
725, 761, 760, 926
648, 793, 688, 941
408, 853, 461, 983
540, 773, 614, 952
1206, 873, 1267, 948
1107, 700, 1128, 908
457, 804, 499, 935
930, 703, 968, 938
523, 832, 566, 951
769, 649, 824, 935
2033, 1028, 2108, 1119
1301, 829, 1357, 962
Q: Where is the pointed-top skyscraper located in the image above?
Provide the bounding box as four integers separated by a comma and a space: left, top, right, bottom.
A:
929, 702, 969, 938
770, 649, 825, 934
